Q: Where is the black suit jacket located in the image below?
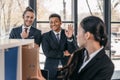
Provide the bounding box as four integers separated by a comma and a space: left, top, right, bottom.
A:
9, 26, 42, 46
69, 48, 114, 80
42, 29, 77, 79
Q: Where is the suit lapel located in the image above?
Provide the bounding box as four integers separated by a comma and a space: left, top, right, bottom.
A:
60, 30, 66, 43
51, 31, 59, 45
80, 49, 105, 73
18, 26, 22, 38
80, 58, 97, 73
28, 27, 35, 38
59, 30, 66, 48
50, 30, 66, 49
19, 26, 22, 33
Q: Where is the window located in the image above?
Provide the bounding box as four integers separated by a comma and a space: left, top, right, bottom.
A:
0, 0, 28, 39
78, 0, 104, 23
111, 0, 120, 59
36, 0, 74, 33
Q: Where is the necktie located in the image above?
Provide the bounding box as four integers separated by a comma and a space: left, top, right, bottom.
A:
56, 33, 60, 43
24, 28, 28, 33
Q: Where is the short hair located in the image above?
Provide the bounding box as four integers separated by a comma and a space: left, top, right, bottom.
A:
80, 16, 107, 47
23, 6, 35, 17
49, 13, 61, 21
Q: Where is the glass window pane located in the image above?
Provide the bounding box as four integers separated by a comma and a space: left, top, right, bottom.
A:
0, 0, 28, 38
78, 0, 104, 23
37, 0, 72, 21
111, 24, 120, 59
111, 0, 120, 22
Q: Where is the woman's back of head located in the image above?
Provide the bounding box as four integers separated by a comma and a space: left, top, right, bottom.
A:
80, 16, 108, 47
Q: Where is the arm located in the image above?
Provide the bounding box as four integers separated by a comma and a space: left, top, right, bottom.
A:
67, 37, 77, 53
42, 35, 63, 58
9, 29, 16, 39
65, 24, 77, 54
34, 30, 42, 47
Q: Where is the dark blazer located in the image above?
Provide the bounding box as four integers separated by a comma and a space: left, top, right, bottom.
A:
42, 29, 76, 79
69, 48, 114, 80
9, 26, 42, 46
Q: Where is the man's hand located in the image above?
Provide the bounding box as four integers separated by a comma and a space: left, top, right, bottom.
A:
65, 24, 74, 38
34, 43, 39, 48
64, 50, 71, 56
20, 30, 29, 39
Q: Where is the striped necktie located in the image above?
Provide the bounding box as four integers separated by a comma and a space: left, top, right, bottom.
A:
24, 28, 28, 33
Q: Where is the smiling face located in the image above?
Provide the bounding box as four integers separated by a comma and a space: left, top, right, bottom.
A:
49, 17, 62, 32
23, 11, 35, 27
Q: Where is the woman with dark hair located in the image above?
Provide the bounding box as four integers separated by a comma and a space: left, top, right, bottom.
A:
58, 16, 114, 80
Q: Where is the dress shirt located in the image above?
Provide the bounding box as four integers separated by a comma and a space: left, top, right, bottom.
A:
53, 30, 61, 40
22, 25, 31, 33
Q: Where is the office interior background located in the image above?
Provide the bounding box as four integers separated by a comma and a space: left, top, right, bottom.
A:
0, 0, 120, 79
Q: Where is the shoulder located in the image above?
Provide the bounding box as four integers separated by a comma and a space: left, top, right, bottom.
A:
97, 48, 114, 67
61, 29, 65, 33
31, 27, 41, 31
42, 31, 52, 36
12, 26, 21, 30
11, 26, 21, 32
31, 27, 41, 33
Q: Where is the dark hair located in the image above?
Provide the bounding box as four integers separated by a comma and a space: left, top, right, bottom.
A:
57, 49, 85, 80
49, 13, 61, 21
23, 6, 35, 17
80, 16, 107, 47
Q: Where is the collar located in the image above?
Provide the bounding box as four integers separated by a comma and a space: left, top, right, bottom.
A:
89, 46, 104, 60
53, 30, 61, 35
78, 46, 104, 73
22, 25, 31, 32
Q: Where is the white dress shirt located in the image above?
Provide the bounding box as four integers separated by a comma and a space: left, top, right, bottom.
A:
22, 25, 31, 33
53, 30, 61, 40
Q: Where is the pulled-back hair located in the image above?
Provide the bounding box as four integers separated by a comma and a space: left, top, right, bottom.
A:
23, 6, 35, 17
80, 16, 108, 47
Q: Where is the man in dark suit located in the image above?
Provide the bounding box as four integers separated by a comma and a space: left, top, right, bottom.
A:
42, 13, 77, 80
9, 7, 45, 80
9, 7, 42, 47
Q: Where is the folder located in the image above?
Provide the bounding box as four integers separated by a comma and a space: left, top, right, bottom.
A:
22, 46, 39, 80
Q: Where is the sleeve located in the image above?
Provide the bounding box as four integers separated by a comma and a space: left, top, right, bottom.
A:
67, 36, 78, 54
34, 30, 42, 47
9, 29, 16, 39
